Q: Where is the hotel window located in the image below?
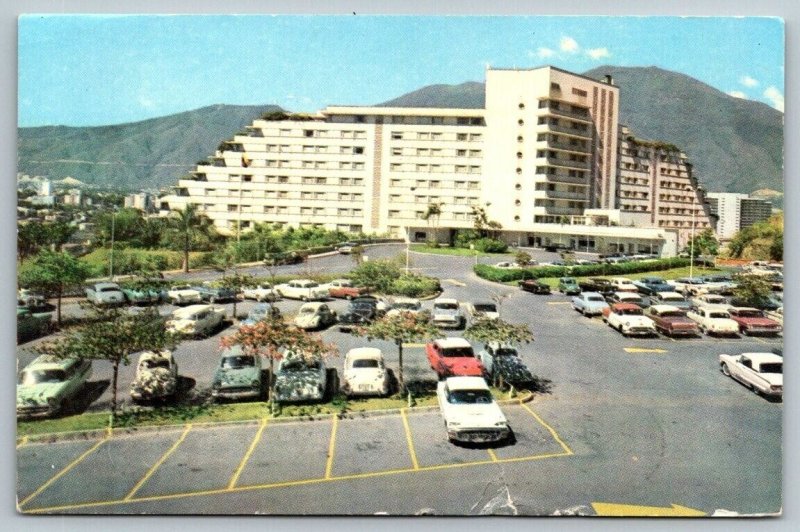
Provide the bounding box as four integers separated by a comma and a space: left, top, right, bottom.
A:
390, 194, 401, 202
468, 182, 480, 189
340, 162, 353, 170
390, 179, 401, 186
353, 178, 364, 185
353, 146, 364, 155
430, 181, 440, 188
279, 129, 291, 136
469, 133, 482, 141
431, 132, 442, 140
278, 191, 288, 198
469, 166, 481, 174
353, 209, 363, 216
354, 131, 366, 139
457, 133, 468, 141
469, 150, 481, 157
417, 148, 430, 156
417, 164, 430, 172
304, 129, 314, 138
392, 148, 402, 156
302, 192, 313, 200
278, 207, 288, 214
338, 208, 350, 215
391, 132, 403, 140
417, 132, 430, 140
314, 208, 325, 215
315, 192, 325, 199
316, 177, 327, 184
228, 205, 238, 212
415, 195, 426, 203
430, 164, 442, 173
455, 165, 467, 173
301, 207, 312, 214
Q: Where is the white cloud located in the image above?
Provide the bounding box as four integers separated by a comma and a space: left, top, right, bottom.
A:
727, 90, 747, 99
560, 36, 579, 53
740, 75, 759, 88
586, 47, 610, 60
536, 47, 555, 58
763, 86, 784, 112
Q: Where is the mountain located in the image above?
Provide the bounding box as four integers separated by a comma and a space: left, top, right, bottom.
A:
17, 104, 281, 191
377, 66, 783, 195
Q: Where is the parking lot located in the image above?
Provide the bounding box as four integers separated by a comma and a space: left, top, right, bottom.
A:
16, 246, 783, 515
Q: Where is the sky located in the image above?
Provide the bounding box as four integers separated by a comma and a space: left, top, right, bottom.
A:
18, 15, 784, 127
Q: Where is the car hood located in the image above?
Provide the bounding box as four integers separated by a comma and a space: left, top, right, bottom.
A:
433, 309, 460, 319
295, 313, 321, 326
345, 368, 385, 384
215, 367, 260, 387
494, 356, 534, 383
731, 317, 778, 326
166, 319, 196, 332
441, 358, 484, 375
660, 317, 697, 328
585, 300, 609, 309
17, 383, 66, 405
132, 368, 175, 393
447, 403, 507, 426
339, 310, 369, 323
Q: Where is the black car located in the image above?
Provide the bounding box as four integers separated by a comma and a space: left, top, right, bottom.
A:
338, 300, 378, 332
478, 344, 536, 391
729, 296, 781, 312
518, 279, 551, 294
578, 278, 616, 297
264, 251, 304, 266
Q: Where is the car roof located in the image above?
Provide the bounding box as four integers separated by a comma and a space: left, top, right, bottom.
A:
739, 352, 783, 364
445, 376, 491, 391
392, 296, 420, 304
581, 292, 604, 298
138, 350, 172, 362
614, 292, 641, 299
434, 337, 472, 348
611, 303, 642, 310
172, 304, 211, 316
656, 291, 684, 298
93, 282, 120, 289
300, 302, 325, 309
649, 304, 683, 313
26, 355, 83, 371
346, 347, 383, 359
434, 298, 459, 305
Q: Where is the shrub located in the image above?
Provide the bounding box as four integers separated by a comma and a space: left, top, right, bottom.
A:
472, 238, 508, 253
389, 274, 441, 298
348, 259, 403, 293
474, 258, 692, 283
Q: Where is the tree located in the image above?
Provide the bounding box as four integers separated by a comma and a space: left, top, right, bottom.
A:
732, 274, 773, 308
17, 222, 50, 261
350, 312, 440, 393
36, 306, 177, 422
220, 316, 338, 404
170, 204, 216, 272
18, 250, 92, 326
463, 317, 535, 347
217, 272, 253, 320
348, 259, 402, 293
350, 245, 364, 266
514, 251, 532, 267
470, 204, 503, 239
684, 228, 719, 257
727, 213, 783, 261
422, 202, 443, 244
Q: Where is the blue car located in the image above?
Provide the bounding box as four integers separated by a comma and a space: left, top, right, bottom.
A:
572, 292, 610, 317
240, 303, 281, 327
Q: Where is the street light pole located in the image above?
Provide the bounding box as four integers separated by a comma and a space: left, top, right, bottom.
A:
109, 209, 116, 279
405, 226, 410, 275
685, 185, 700, 279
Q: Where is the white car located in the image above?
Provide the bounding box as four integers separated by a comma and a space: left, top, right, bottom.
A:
274, 279, 329, 301
465, 301, 500, 321
129, 350, 178, 402
241, 284, 280, 302
437, 376, 511, 444
166, 304, 226, 337
668, 277, 707, 295
167, 284, 202, 305
691, 293, 731, 310
686, 306, 739, 336
386, 297, 424, 317
605, 304, 657, 337
341, 347, 390, 397
719, 352, 782, 397
608, 278, 638, 292
431, 298, 466, 329
85, 282, 125, 306
293, 302, 337, 330
765, 307, 783, 326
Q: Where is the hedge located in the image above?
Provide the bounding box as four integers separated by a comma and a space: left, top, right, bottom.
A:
474, 258, 692, 283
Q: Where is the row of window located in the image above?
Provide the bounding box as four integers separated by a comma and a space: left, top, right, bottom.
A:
621, 191, 649, 199
390, 147, 482, 157
387, 195, 480, 205
658, 194, 695, 203
536, 150, 589, 163
621, 162, 651, 172
389, 179, 481, 190
388, 162, 482, 174
620, 204, 650, 212
387, 210, 476, 221
257, 128, 369, 140
621, 177, 649, 186
198, 187, 367, 200
658, 208, 702, 216
658, 219, 710, 228
256, 144, 366, 155
534, 166, 588, 179
227, 204, 366, 217
389, 131, 484, 142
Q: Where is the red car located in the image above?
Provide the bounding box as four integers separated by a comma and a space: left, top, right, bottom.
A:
426, 338, 485, 379
645, 305, 699, 337
727, 307, 782, 336
325, 279, 367, 299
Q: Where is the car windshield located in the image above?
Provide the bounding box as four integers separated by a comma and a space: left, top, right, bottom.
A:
661, 312, 684, 318
21, 369, 66, 384
736, 310, 763, 318
588, 296, 605, 302
661, 296, 683, 302
352, 359, 380, 369
759, 363, 782, 374
300, 307, 316, 315
704, 296, 726, 303
710, 312, 730, 319
249, 308, 270, 319
474, 304, 497, 312
222, 356, 255, 369
448, 389, 493, 404
442, 347, 474, 358
100, 287, 120, 292
282, 358, 320, 371
620, 308, 643, 315
435, 303, 458, 311
495, 348, 518, 357
303, 282, 319, 288
143, 359, 170, 370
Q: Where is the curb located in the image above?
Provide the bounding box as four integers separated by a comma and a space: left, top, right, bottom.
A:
17, 390, 536, 445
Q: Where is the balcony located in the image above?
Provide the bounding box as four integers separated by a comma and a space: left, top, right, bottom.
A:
547, 140, 591, 154
540, 106, 592, 122
536, 173, 588, 186
537, 123, 592, 138
540, 156, 590, 171
537, 189, 589, 201
534, 206, 584, 216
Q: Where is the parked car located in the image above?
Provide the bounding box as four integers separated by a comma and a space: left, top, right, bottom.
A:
476, 343, 535, 390
431, 298, 466, 329
336, 242, 359, 254
274, 279, 329, 301
437, 376, 511, 444
294, 302, 337, 330
18, 289, 48, 311
557, 277, 581, 295
691, 293, 731, 310
686, 306, 739, 336
606, 291, 648, 308
264, 251, 304, 266
240, 303, 281, 327
578, 278, 616, 297
608, 278, 638, 292
645, 305, 699, 337
273, 352, 328, 403
130, 350, 178, 402
426, 337, 484, 379
668, 277, 707, 295
648, 291, 692, 311
699, 274, 736, 295
17, 355, 92, 419
572, 292, 610, 317
211, 346, 263, 402
324, 279, 367, 299
338, 299, 378, 332
167, 284, 203, 306
166, 304, 226, 337
194, 282, 237, 303
353, 294, 389, 314
632, 277, 673, 296
765, 307, 783, 326
386, 297, 424, 317
518, 279, 551, 294
604, 303, 657, 337
17, 308, 52, 343
728, 296, 781, 312
121, 281, 169, 305
494, 261, 520, 269
465, 301, 500, 321
341, 347, 390, 397
85, 282, 125, 306
242, 283, 280, 302
719, 352, 782, 397
726, 307, 782, 336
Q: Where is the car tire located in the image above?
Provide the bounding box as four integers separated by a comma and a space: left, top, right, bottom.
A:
721, 363, 731, 376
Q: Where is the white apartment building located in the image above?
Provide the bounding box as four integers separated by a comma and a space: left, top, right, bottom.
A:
706, 192, 771, 240
162, 66, 713, 256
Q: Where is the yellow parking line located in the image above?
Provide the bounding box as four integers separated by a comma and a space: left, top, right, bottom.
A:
325, 414, 338, 479
487, 449, 499, 462
19, 432, 110, 508
227, 419, 268, 490
124, 424, 192, 501
519, 401, 574, 456
400, 408, 420, 470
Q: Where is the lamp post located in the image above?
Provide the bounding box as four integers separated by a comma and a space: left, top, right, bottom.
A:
108, 208, 117, 279
405, 226, 411, 274
685, 185, 702, 279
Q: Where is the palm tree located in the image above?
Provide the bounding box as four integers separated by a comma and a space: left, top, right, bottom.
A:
422, 202, 443, 243
171, 204, 214, 273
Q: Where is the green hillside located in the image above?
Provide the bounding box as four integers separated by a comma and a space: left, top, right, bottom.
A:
17, 104, 281, 191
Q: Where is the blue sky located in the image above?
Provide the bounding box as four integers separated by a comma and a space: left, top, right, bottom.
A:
18, 15, 784, 127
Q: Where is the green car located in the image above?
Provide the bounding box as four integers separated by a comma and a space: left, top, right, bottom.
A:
558, 277, 581, 295
17, 308, 52, 344
121, 281, 169, 305
17, 355, 92, 419
211, 346, 263, 402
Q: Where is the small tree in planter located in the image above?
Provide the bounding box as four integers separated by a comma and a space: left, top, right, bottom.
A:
350, 311, 440, 393
217, 272, 254, 320
18, 250, 92, 327
220, 316, 338, 408
514, 251, 532, 267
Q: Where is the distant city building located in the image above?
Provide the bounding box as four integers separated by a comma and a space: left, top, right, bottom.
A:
38, 179, 51, 196
61, 190, 83, 205
706, 192, 772, 240
161, 65, 713, 256
124, 192, 155, 212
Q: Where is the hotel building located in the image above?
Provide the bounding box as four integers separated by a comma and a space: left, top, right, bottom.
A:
162, 66, 714, 256
706, 192, 772, 240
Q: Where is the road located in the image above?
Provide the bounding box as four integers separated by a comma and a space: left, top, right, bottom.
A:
16, 245, 782, 516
